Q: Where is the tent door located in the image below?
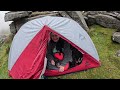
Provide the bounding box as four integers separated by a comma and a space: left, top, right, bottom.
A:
39, 57, 48, 79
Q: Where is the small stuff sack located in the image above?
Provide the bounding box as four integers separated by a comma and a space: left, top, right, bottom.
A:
54, 52, 64, 60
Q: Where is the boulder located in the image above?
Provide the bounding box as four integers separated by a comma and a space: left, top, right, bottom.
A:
83, 11, 107, 16
112, 32, 120, 43
83, 11, 120, 30
85, 15, 96, 26
106, 12, 120, 20
27, 12, 59, 21
9, 19, 27, 34
4, 11, 32, 22
116, 50, 120, 57
9, 22, 17, 34
58, 11, 71, 18
95, 14, 120, 31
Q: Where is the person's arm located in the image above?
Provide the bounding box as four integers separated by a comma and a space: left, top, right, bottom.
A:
61, 41, 72, 66
46, 42, 54, 62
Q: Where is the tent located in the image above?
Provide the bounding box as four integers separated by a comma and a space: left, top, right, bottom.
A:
8, 16, 100, 79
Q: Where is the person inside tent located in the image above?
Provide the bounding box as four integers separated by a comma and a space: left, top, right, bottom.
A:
46, 32, 72, 72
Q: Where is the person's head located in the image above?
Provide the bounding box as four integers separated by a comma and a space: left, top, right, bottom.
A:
50, 32, 60, 42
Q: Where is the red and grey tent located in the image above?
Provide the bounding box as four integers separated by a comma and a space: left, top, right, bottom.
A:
8, 16, 100, 79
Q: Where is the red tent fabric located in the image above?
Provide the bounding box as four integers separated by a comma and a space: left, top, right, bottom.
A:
9, 26, 50, 79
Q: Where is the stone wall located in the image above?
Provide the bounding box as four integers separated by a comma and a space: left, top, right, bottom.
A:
4, 11, 89, 34
4, 11, 120, 44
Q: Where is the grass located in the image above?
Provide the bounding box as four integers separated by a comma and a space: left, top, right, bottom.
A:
0, 34, 13, 79
88, 25, 120, 79
0, 25, 120, 79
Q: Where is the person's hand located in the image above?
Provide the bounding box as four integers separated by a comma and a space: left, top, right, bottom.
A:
58, 65, 64, 72
51, 60, 55, 65
56, 63, 60, 68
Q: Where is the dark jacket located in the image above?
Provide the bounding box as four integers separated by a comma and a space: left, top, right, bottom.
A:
46, 38, 72, 70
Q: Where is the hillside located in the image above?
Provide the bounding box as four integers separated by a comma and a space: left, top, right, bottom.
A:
0, 25, 120, 79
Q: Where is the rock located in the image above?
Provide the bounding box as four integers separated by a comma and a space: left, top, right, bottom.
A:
116, 50, 120, 57
4, 11, 32, 22
85, 15, 96, 26
66, 11, 89, 32
112, 32, 120, 43
0, 35, 7, 45
27, 12, 59, 21
83, 11, 107, 16
4, 11, 90, 34
83, 11, 120, 30
106, 12, 120, 20
9, 22, 17, 34
58, 11, 72, 18
14, 19, 27, 31
95, 14, 120, 31
9, 18, 27, 34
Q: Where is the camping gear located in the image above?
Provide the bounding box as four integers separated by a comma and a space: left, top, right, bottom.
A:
54, 52, 64, 60
8, 16, 100, 79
